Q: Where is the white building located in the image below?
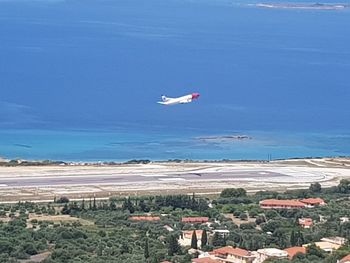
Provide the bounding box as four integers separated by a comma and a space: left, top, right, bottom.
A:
208, 246, 256, 263
179, 230, 203, 248
253, 248, 288, 263
340, 217, 349, 224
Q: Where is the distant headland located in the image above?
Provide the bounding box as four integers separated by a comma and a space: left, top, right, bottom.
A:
255, 3, 347, 10
196, 135, 252, 143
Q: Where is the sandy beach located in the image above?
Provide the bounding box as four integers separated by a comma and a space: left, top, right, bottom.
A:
0, 158, 349, 202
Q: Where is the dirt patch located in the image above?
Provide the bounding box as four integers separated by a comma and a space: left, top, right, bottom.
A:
19, 251, 51, 263
223, 213, 256, 226
28, 214, 93, 226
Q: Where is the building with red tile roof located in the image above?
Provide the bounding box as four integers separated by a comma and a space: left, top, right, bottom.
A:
129, 216, 160, 221
284, 246, 306, 260
340, 254, 350, 263
209, 246, 256, 263
182, 217, 209, 223
300, 198, 326, 207
298, 218, 313, 228
260, 199, 306, 209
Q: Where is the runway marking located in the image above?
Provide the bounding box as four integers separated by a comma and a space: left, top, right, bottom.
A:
159, 178, 186, 181
140, 174, 166, 177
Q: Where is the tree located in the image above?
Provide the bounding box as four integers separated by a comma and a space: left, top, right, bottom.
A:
309, 182, 321, 193
240, 222, 256, 230
0, 240, 13, 254
122, 197, 135, 213
138, 199, 147, 212
272, 229, 289, 248
22, 242, 37, 255
56, 196, 69, 203
290, 229, 297, 246
191, 231, 198, 249
256, 215, 266, 225
249, 209, 259, 218
97, 243, 104, 256
220, 188, 247, 198
198, 199, 209, 212
201, 229, 208, 247
212, 232, 226, 247
295, 230, 304, 246
239, 212, 248, 221
167, 235, 180, 256
191, 193, 197, 210
81, 199, 85, 210
144, 238, 150, 261
307, 243, 326, 258
109, 200, 116, 210
61, 203, 70, 214
93, 197, 97, 210
338, 180, 350, 194
265, 210, 280, 220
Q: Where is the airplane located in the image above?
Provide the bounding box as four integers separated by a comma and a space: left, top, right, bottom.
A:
157, 93, 200, 105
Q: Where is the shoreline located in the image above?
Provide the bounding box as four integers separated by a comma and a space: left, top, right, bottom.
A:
255, 3, 347, 10
1, 155, 349, 167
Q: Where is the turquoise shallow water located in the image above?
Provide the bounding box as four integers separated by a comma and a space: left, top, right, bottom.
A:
0, 128, 349, 162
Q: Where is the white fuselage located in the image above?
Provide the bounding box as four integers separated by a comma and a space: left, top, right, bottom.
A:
158, 93, 200, 105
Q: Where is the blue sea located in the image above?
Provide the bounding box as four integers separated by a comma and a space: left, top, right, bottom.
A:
0, 0, 349, 161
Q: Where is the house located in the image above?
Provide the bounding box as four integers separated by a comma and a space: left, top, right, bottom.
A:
284, 247, 306, 260
298, 218, 313, 228
340, 217, 349, 224
300, 198, 326, 207
164, 225, 174, 232
321, 237, 347, 246
303, 237, 346, 253
192, 257, 220, 263
179, 230, 203, 247
209, 246, 256, 263
254, 248, 288, 262
339, 254, 350, 263
311, 241, 341, 253
260, 199, 306, 209
182, 217, 209, 224
129, 216, 160, 221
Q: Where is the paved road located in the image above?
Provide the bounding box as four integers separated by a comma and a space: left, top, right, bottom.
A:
0, 171, 285, 188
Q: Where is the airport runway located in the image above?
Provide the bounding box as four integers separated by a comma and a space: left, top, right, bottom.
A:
0, 171, 286, 188
0, 160, 349, 201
